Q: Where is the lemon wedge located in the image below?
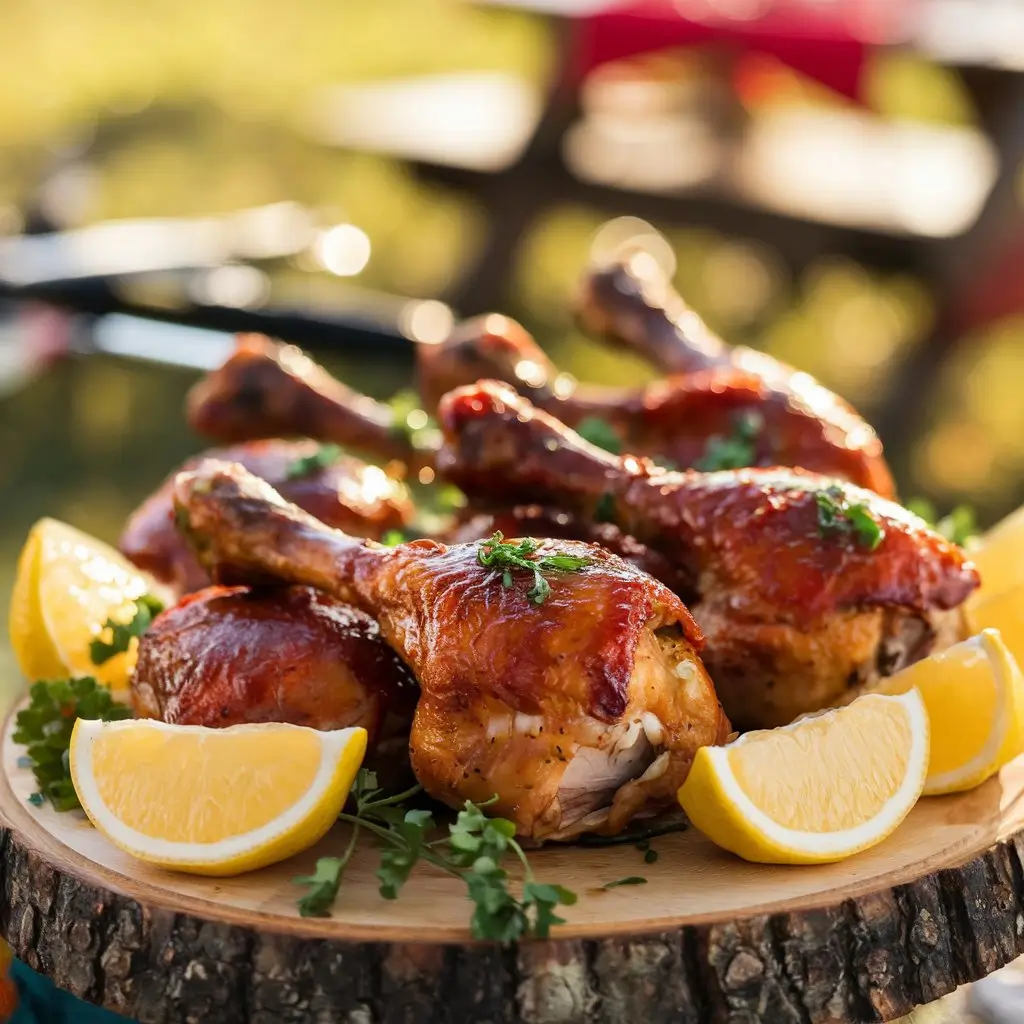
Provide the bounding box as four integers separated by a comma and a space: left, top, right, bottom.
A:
678, 691, 929, 864
873, 629, 1024, 795
70, 719, 366, 875
8, 518, 173, 689
968, 586, 1024, 668
967, 502, 1024, 606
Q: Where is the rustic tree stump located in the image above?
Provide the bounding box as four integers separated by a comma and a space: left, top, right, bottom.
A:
3, 710, 1024, 1024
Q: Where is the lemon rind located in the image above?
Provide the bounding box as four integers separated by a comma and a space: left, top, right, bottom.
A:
922, 629, 1017, 796
71, 719, 364, 865
698, 690, 929, 859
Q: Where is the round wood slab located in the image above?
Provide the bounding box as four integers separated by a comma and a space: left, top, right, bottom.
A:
3, 705, 1024, 1024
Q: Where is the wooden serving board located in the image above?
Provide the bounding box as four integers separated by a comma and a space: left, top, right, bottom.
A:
3, 703, 1024, 1024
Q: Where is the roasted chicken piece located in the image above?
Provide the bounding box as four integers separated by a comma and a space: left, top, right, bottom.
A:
574, 253, 895, 496
119, 438, 413, 595
173, 460, 730, 841
186, 333, 433, 470
418, 313, 894, 496
437, 381, 980, 730
133, 585, 416, 754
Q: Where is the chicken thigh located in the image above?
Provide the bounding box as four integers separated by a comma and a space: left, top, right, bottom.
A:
172, 460, 730, 840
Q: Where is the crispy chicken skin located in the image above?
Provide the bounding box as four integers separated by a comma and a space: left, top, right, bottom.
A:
437, 381, 980, 729
132, 585, 417, 754
119, 438, 413, 594
186, 333, 431, 470
172, 460, 730, 840
574, 254, 895, 497
418, 313, 893, 495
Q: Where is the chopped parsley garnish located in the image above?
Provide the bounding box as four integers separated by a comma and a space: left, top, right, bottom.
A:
695, 411, 764, 472
13, 677, 133, 811
89, 594, 165, 665
906, 498, 977, 547
285, 443, 343, 480
815, 485, 885, 550
476, 532, 593, 604
575, 416, 622, 455
602, 876, 648, 889
295, 770, 577, 939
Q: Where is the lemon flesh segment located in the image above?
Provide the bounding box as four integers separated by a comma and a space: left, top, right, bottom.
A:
8, 528, 65, 682
9, 518, 173, 689
876, 629, 1024, 795
678, 691, 929, 865
70, 720, 367, 876
968, 502, 1024, 607
969, 587, 1024, 677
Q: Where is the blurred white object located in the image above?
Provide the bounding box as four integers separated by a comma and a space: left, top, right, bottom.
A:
736, 111, 998, 237
305, 73, 542, 171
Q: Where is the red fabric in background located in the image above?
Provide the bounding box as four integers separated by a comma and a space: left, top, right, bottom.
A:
570, 0, 922, 101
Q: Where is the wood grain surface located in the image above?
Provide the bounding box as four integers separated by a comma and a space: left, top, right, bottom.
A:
4, 703, 1024, 1022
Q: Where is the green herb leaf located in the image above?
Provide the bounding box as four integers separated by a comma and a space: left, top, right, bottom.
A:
14, 677, 133, 811
285, 443, 343, 480
695, 411, 764, 472
602, 876, 648, 889
476, 532, 593, 605
906, 498, 977, 547
89, 593, 165, 665
377, 809, 434, 899
293, 770, 576, 937
576, 416, 621, 455
293, 857, 347, 917
815, 485, 885, 550
380, 529, 407, 547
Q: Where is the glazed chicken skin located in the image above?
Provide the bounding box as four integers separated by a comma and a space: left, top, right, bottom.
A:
119, 438, 413, 595
172, 460, 730, 841
418, 313, 894, 496
186, 333, 433, 471
133, 585, 417, 756
437, 381, 980, 730
574, 253, 895, 497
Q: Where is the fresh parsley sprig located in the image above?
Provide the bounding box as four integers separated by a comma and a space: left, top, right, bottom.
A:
296, 770, 577, 939
906, 498, 977, 547
89, 594, 165, 665
815, 485, 885, 550
476, 532, 593, 605
285, 443, 343, 480
575, 416, 622, 455
13, 677, 132, 811
696, 411, 764, 472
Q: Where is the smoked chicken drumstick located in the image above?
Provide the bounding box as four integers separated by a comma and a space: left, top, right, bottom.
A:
437, 381, 979, 730
119, 438, 413, 595
172, 460, 730, 841
186, 333, 434, 471
574, 252, 894, 496
132, 585, 417, 769
418, 313, 894, 496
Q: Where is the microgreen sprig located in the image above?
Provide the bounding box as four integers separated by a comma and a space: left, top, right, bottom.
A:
285, 443, 343, 480
89, 594, 165, 665
476, 532, 593, 605
696, 411, 764, 472
815, 485, 885, 551
13, 677, 132, 811
295, 770, 577, 939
